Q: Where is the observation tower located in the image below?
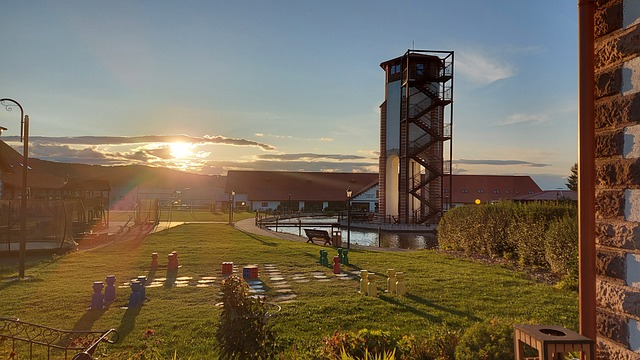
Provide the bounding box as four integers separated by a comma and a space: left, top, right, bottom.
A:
378, 50, 454, 225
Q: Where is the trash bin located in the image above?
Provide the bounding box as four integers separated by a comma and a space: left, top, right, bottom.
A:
332, 230, 342, 247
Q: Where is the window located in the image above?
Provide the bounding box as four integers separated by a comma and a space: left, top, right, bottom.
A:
390, 64, 401, 75
462, 189, 468, 193
416, 63, 424, 76
261, 202, 268, 207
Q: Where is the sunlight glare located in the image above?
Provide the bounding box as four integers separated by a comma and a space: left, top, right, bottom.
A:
170, 142, 194, 159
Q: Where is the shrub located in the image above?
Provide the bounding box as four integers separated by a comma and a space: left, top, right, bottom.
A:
215, 275, 280, 359
397, 324, 460, 360
454, 319, 514, 360
318, 329, 398, 360
544, 214, 578, 276
439, 201, 577, 274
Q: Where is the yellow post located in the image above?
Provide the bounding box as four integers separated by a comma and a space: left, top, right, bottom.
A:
368, 273, 378, 297
396, 272, 406, 296
359, 270, 369, 295
387, 269, 397, 294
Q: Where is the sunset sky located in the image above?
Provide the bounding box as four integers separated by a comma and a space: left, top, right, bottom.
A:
0, 1, 577, 189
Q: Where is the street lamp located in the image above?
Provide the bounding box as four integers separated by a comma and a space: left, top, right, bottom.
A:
0, 98, 29, 279
228, 190, 235, 225
346, 187, 352, 249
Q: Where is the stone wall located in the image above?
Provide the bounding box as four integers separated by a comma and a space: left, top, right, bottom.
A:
595, 0, 640, 358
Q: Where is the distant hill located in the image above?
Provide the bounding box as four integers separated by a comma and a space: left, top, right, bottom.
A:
29, 158, 226, 189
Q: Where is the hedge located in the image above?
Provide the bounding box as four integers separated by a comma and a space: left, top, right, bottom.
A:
438, 201, 577, 275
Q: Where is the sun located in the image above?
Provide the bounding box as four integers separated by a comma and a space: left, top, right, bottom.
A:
169, 142, 194, 159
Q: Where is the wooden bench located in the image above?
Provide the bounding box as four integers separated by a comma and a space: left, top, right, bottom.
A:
304, 228, 332, 245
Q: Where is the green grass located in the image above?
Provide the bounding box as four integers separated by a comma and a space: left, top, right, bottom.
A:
0, 223, 578, 358
109, 209, 255, 223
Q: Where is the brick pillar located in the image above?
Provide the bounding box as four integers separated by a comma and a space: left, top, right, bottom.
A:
595, 1, 640, 357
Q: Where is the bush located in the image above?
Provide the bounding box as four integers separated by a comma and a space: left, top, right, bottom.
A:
544, 214, 578, 276
318, 329, 398, 360
316, 326, 460, 360
215, 275, 280, 359
454, 319, 514, 360
397, 325, 460, 360
439, 201, 577, 273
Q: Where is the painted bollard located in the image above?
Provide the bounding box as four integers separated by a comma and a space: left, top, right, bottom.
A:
368, 273, 378, 297
359, 270, 369, 295
172, 251, 180, 268
337, 248, 343, 263
91, 281, 104, 310
104, 275, 116, 302
151, 253, 158, 270
396, 272, 406, 296
128, 281, 142, 308
221, 262, 233, 276
168, 253, 177, 270
386, 269, 397, 294
319, 250, 329, 267
137, 276, 147, 303
342, 249, 349, 265
333, 256, 341, 274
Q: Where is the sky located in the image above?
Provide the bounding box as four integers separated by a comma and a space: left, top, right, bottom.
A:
0, 1, 578, 190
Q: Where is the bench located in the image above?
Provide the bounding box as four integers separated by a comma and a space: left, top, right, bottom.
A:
304, 228, 332, 245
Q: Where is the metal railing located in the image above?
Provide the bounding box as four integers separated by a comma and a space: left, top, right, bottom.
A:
0, 317, 118, 359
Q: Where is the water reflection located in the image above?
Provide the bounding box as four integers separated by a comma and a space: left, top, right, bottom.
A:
265, 216, 437, 250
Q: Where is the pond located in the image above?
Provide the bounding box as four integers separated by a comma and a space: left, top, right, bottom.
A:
265, 216, 437, 250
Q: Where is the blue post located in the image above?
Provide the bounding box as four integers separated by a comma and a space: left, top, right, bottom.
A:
137, 275, 147, 303
104, 275, 116, 303
128, 281, 142, 308
91, 281, 104, 310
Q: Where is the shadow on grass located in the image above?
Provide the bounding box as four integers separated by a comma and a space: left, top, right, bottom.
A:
116, 305, 142, 342
0, 275, 43, 291
378, 293, 443, 323
404, 293, 480, 322
237, 230, 278, 247
72, 307, 107, 331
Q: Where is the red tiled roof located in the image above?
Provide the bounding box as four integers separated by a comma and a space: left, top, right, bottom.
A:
514, 190, 577, 202
225, 170, 378, 202
443, 174, 542, 204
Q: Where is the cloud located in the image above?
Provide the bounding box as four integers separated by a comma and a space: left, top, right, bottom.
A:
29, 143, 107, 160
225, 160, 377, 173
7, 134, 276, 151
257, 153, 367, 161
497, 113, 548, 126
456, 159, 549, 167
456, 50, 515, 85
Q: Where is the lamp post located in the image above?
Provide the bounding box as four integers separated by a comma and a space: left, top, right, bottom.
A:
288, 193, 291, 215
0, 98, 29, 279
346, 187, 352, 249
228, 190, 235, 225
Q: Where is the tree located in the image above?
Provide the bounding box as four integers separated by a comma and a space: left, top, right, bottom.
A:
566, 163, 578, 191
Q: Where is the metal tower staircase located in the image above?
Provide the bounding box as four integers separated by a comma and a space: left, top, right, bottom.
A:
399, 50, 453, 224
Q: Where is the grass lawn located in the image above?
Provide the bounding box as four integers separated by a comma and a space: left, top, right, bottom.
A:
0, 221, 578, 358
